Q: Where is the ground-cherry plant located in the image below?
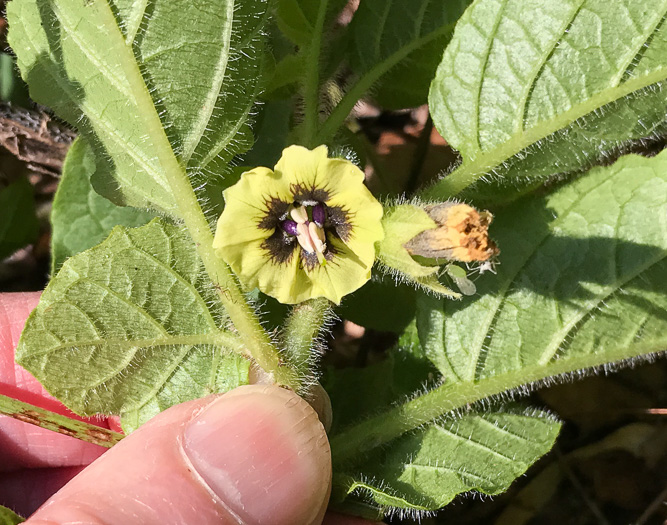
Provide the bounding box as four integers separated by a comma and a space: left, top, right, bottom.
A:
1, 0, 666, 521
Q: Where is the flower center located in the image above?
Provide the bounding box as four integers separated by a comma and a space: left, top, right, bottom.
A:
281, 203, 327, 265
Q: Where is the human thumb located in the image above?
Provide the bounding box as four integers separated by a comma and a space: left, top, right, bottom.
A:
27, 385, 332, 525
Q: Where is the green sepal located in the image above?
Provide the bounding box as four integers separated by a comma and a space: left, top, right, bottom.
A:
376, 204, 460, 298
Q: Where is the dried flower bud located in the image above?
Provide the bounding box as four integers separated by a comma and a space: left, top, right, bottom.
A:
375, 201, 498, 299
404, 202, 498, 262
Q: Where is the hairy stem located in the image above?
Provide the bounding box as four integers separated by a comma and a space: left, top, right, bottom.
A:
300, 0, 329, 147
314, 21, 459, 146
329, 339, 666, 466
162, 163, 299, 391
0, 394, 124, 448
282, 297, 332, 380
88, 4, 300, 391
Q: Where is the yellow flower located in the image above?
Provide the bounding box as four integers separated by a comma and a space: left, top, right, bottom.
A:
213, 145, 384, 304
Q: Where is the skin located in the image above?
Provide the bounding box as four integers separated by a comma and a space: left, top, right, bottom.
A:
0, 292, 378, 525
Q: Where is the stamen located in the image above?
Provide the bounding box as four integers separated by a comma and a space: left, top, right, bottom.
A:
285, 203, 328, 265
296, 222, 316, 253
308, 222, 326, 253
312, 204, 326, 227
281, 220, 299, 236
290, 206, 309, 224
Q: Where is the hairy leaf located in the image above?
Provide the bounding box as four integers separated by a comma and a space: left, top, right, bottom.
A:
329, 152, 667, 512
326, 337, 559, 512
0, 506, 23, 525
18, 219, 249, 432
337, 409, 559, 511
420, 151, 667, 385
427, 0, 667, 203
8, 0, 267, 213
0, 177, 39, 260
51, 138, 154, 274
347, 0, 471, 109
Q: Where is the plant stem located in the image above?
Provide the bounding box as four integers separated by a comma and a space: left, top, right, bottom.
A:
282, 297, 332, 379
0, 394, 124, 448
300, 0, 329, 147
167, 167, 300, 390
98, 0, 301, 391
314, 21, 459, 146
329, 339, 666, 466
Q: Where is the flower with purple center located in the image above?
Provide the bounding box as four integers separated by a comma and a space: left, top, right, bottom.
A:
213, 145, 384, 304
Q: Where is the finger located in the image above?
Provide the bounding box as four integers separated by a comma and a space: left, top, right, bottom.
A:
28, 384, 332, 525
0, 292, 107, 471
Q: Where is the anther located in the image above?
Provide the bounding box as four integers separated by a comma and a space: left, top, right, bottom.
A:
281, 220, 299, 236
290, 206, 309, 224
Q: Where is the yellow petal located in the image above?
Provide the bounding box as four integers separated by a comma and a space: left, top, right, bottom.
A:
274, 144, 329, 189
215, 146, 385, 305
214, 167, 290, 247
322, 158, 384, 261
304, 237, 373, 304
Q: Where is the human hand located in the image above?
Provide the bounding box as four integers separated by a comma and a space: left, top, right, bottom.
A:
0, 293, 378, 525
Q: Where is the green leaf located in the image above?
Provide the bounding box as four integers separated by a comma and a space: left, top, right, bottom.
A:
420, 151, 667, 385
7, 0, 267, 213
0, 176, 39, 260
337, 408, 560, 511
17, 219, 250, 432
51, 138, 154, 274
426, 0, 667, 203
276, 0, 347, 46
0, 506, 24, 525
0, 53, 31, 106
325, 331, 559, 512
347, 0, 471, 109
324, 349, 437, 436
316, 0, 471, 142
329, 152, 667, 511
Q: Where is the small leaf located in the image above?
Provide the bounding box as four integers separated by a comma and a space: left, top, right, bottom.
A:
338, 408, 560, 510
18, 219, 250, 432
0, 52, 30, 106
347, 0, 471, 109
51, 138, 154, 274
427, 0, 667, 203
0, 176, 38, 260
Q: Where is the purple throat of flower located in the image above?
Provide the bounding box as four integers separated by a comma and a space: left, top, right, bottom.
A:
281, 203, 327, 265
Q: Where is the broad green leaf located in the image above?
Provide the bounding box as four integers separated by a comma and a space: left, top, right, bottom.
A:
0, 176, 39, 260
325, 335, 559, 512
336, 409, 560, 511
17, 219, 250, 432
426, 0, 667, 203
329, 152, 666, 512
8, 0, 267, 213
276, 0, 347, 47
347, 0, 471, 109
0, 506, 23, 525
419, 151, 667, 386
51, 138, 154, 274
